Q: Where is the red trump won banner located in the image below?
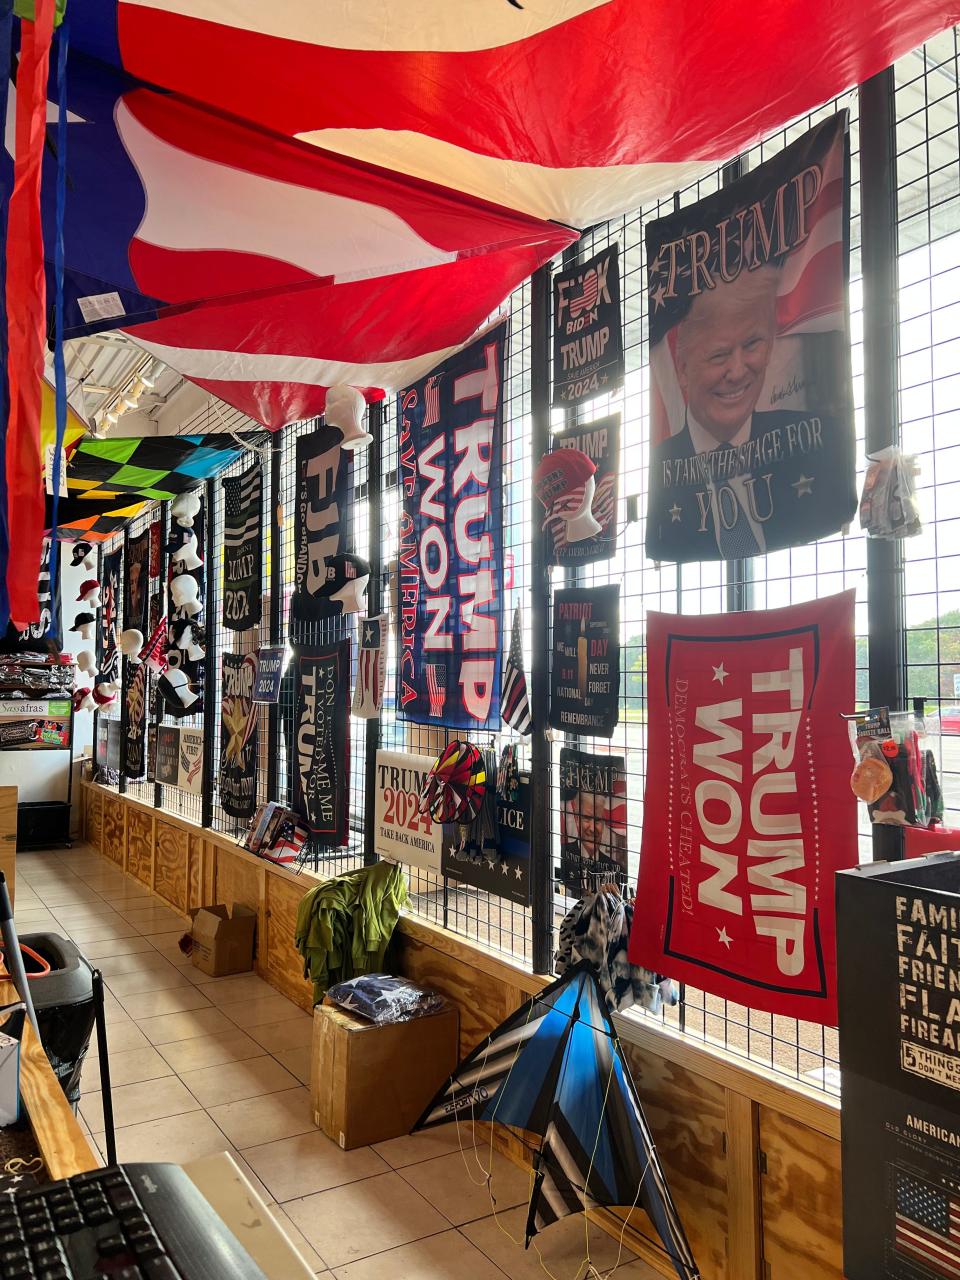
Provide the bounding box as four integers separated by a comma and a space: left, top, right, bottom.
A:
628, 592, 856, 1024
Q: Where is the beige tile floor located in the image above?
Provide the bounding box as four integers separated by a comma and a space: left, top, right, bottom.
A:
14, 844, 659, 1279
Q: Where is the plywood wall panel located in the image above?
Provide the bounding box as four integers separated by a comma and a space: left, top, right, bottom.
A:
263, 874, 312, 1012
101, 795, 125, 867
187, 835, 209, 913
393, 932, 513, 1058
85, 787, 103, 851
125, 808, 154, 886
154, 821, 189, 912
621, 1042, 729, 1280
759, 1107, 843, 1280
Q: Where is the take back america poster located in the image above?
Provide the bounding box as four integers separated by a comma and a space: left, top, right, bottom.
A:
628, 591, 856, 1024
397, 321, 505, 731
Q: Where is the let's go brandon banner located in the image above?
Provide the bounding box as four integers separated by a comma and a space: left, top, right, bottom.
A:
629, 591, 856, 1024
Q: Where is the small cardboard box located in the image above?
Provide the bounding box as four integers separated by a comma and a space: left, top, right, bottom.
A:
311, 999, 459, 1150
189, 904, 257, 977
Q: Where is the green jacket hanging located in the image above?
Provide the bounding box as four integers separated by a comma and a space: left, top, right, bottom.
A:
295, 861, 408, 1005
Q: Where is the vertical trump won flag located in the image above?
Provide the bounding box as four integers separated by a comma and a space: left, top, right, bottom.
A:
628, 592, 856, 1024
397, 322, 505, 731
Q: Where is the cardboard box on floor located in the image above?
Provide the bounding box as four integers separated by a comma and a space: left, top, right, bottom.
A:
189, 904, 257, 978
311, 998, 459, 1150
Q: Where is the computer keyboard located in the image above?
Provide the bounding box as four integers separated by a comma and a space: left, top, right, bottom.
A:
0, 1163, 267, 1279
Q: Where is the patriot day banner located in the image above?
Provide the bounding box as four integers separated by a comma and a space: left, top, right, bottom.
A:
549, 586, 620, 738
397, 321, 506, 731
645, 113, 856, 563
544, 416, 620, 567
219, 652, 259, 820
222, 465, 262, 631
629, 591, 857, 1023
552, 244, 624, 408
290, 425, 352, 637
292, 641, 351, 847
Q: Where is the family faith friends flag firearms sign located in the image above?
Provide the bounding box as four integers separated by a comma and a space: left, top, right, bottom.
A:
629, 592, 856, 1024
397, 321, 506, 731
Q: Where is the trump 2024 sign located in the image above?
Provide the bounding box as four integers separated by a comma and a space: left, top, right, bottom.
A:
629, 591, 856, 1024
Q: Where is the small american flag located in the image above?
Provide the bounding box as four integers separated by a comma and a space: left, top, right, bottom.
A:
426, 663, 447, 718
500, 603, 531, 735
895, 1171, 960, 1276
423, 374, 442, 428
353, 615, 385, 719
569, 267, 600, 318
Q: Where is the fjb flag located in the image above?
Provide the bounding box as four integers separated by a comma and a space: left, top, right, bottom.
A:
895, 1173, 960, 1276
397, 322, 505, 732
13, 49, 573, 430
69, 1, 956, 227
629, 591, 857, 1025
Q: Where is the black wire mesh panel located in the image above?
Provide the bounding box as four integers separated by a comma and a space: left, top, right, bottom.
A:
541, 90, 873, 1096
897, 31, 960, 832
121, 506, 162, 808
207, 440, 273, 841
275, 418, 368, 876
378, 287, 536, 966
91, 531, 124, 792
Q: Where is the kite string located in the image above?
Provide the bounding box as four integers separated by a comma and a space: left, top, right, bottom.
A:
450, 987, 656, 1280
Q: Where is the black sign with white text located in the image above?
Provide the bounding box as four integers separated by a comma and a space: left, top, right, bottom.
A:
290, 426, 352, 639
292, 642, 351, 846
839, 855, 960, 1279
550, 586, 620, 738
552, 244, 624, 407
222, 465, 262, 631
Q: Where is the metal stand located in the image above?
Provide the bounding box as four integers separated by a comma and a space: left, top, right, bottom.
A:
91, 970, 117, 1166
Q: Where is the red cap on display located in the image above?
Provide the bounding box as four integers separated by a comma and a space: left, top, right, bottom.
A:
76, 579, 101, 601
533, 448, 596, 513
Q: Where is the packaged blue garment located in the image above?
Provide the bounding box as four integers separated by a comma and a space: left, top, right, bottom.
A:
326, 974, 445, 1024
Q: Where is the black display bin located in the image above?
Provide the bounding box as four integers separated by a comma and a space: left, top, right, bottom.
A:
17, 800, 72, 850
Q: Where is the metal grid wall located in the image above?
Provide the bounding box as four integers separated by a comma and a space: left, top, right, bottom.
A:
377, 285, 536, 963
897, 31, 960, 829
207, 442, 273, 841
84, 31, 960, 1095
120, 507, 163, 807
553, 92, 862, 1095
274, 419, 368, 877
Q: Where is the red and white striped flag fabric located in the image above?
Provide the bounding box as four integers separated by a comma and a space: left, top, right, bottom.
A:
35, 58, 575, 431
72, 0, 958, 228
426, 663, 447, 719
895, 1172, 960, 1276
500, 603, 531, 735
353, 615, 386, 719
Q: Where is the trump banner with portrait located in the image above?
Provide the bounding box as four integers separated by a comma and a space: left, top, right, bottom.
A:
628, 592, 857, 1024
645, 113, 856, 564
559, 748, 628, 896
397, 321, 505, 732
